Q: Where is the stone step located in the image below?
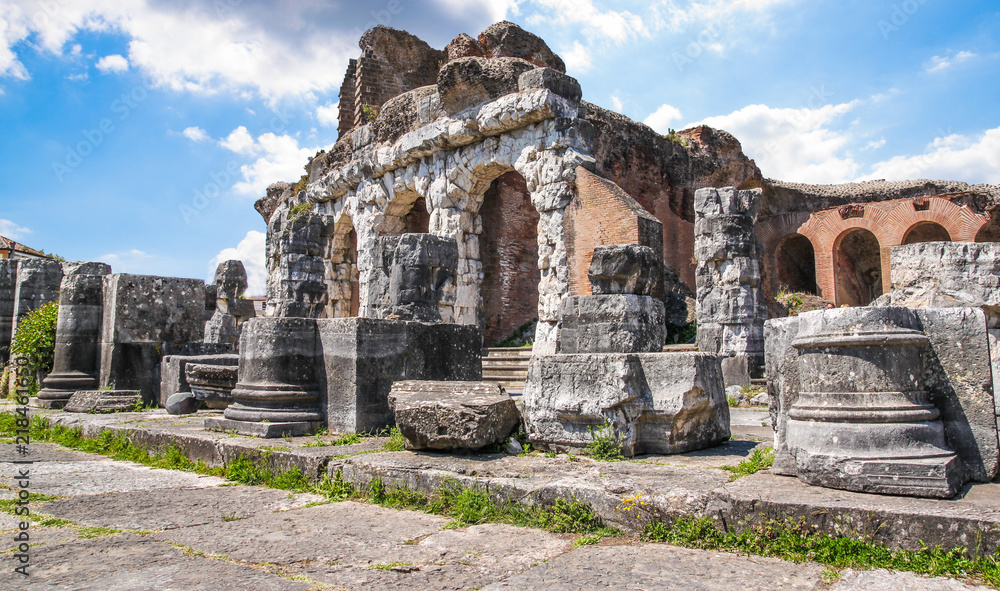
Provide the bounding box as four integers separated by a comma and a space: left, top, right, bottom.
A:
662, 343, 698, 352
481, 358, 531, 367
483, 347, 534, 358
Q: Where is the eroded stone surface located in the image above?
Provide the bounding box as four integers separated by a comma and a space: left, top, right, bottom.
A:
389, 380, 520, 450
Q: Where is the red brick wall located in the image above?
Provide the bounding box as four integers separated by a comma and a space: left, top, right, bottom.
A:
565, 167, 664, 297
479, 172, 540, 346
337, 59, 357, 139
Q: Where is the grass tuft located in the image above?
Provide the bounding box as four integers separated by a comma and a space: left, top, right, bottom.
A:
721, 447, 775, 481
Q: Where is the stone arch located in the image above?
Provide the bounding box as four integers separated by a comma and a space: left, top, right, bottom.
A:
326, 212, 360, 318
834, 227, 883, 307
902, 221, 951, 245
376, 187, 429, 236
975, 205, 1000, 242
774, 234, 817, 295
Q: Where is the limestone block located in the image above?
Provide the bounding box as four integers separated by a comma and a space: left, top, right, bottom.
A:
186, 362, 239, 409
881, 242, 1000, 324
64, 390, 141, 413
99, 274, 208, 403
764, 316, 801, 476
159, 354, 239, 407
0, 260, 16, 362
366, 234, 458, 322
316, 318, 482, 433
388, 381, 520, 450
11, 259, 63, 339
523, 352, 729, 456
588, 245, 661, 296
437, 57, 536, 115
558, 295, 665, 354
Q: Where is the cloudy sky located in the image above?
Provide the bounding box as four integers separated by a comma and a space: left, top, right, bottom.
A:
1, 0, 996, 294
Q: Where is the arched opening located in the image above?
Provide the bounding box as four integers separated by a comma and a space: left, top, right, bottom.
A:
903, 221, 951, 245
328, 216, 360, 318
774, 234, 817, 295
378, 189, 429, 235
403, 195, 430, 234
975, 205, 1000, 242
479, 170, 540, 347
834, 228, 882, 307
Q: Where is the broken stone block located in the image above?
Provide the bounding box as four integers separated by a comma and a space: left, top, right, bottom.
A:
785, 307, 963, 498
316, 318, 482, 433
523, 352, 730, 456
367, 234, 458, 322
557, 295, 665, 354
165, 391, 198, 416
388, 381, 520, 450
186, 362, 239, 409
64, 390, 141, 413
204, 260, 255, 349
159, 354, 238, 407
35, 264, 112, 409
587, 244, 661, 296
99, 274, 208, 404
477, 21, 566, 71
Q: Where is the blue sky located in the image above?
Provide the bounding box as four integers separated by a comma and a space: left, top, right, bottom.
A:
0, 0, 997, 294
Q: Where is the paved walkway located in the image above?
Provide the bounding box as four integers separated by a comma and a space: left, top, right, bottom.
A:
2, 443, 992, 590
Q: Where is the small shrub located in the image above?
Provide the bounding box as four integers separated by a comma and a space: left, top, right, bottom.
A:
584, 422, 625, 462
10, 300, 59, 393
666, 321, 697, 345
361, 104, 378, 122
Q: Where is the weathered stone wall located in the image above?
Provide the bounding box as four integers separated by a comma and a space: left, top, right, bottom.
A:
0, 259, 17, 362
10, 259, 63, 340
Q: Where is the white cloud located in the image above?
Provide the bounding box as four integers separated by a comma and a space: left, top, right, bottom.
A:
864, 126, 1000, 184
610, 95, 624, 113
0, 219, 32, 240
864, 137, 886, 150
95, 53, 128, 74
316, 102, 340, 127
182, 126, 209, 142
528, 0, 647, 42
209, 230, 267, 296
561, 41, 592, 72
688, 101, 861, 183
644, 104, 684, 133
925, 50, 976, 74
220, 126, 257, 156
651, 0, 794, 32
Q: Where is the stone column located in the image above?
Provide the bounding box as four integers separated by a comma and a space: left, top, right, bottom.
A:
0, 260, 17, 364
365, 234, 458, 322
786, 306, 961, 498
209, 317, 322, 437
35, 263, 112, 408
694, 187, 766, 385
10, 259, 64, 341
266, 205, 328, 318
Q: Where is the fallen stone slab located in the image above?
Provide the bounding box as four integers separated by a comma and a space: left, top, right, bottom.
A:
64, 390, 141, 413
389, 380, 520, 450
165, 391, 198, 415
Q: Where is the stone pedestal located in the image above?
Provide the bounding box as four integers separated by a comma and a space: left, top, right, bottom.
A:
317, 318, 482, 433
99, 274, 208, 404
159, 353, 238, 407
36, 265, 112, 409
785, 307, 962, 498
208, 317, 323, 437
524, 352, 729, 455
389, 381, 518, 450
0, 260, 17, 364
694, 187, 766, 385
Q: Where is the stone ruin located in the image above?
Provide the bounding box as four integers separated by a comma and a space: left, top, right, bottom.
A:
10, 20, 1000, 504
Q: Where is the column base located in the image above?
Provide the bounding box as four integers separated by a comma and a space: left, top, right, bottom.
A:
203, 417, 320, 438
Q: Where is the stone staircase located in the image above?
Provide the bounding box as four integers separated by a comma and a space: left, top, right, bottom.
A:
481, 347, 533, 395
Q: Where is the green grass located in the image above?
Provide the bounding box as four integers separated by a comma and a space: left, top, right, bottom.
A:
381, 427, 405, 451
643, 515, 1000, 586
367, 562, 414, 571
721, 447, 775, 481
583, 423, 625, 462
